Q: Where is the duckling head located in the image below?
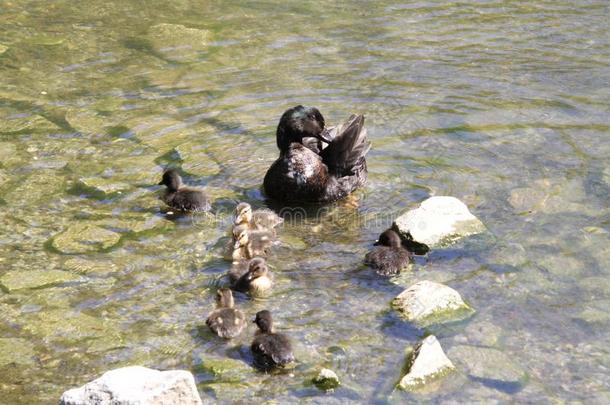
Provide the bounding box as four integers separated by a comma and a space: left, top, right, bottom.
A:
246, 257, 269, 281
277, 105, 332, 151
215, 288, 234, 308
234, 202, 253, 225
253, 310, 274, 333
232, 225, 249, 250
158, 169, 182, 191
374, 229, 402, 248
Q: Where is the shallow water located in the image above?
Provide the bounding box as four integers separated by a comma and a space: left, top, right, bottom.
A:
0, 0, 609, 403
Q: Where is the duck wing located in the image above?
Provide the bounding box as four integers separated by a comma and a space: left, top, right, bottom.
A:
321, 114, 370, 177
251, 333, 294, 369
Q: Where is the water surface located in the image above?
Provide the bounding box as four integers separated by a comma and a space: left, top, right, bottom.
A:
0, 0, 609, 403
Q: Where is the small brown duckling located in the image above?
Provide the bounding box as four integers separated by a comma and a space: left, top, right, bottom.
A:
158, 169, 210, 212
229, 257, 273, 297
231, 225, 274, 261
364, 229, 411, 276
251, 310, 295, 371
205, 288, 246, 339
233, 202, 283, 233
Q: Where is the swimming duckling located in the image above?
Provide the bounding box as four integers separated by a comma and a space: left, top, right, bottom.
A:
251, 310, 295, 371
158, 169, 210, 212
364, 229, 412, 276
263, 105, 371, 203
233, 202, 283, 233
229, 257, 273, 297
205, 288, 247, 338
230, 225, 274, 261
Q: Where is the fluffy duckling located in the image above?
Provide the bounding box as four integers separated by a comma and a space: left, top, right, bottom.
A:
229, 257, 273, 297
233, 202, 283, 233
231, 225, 274, 261
364, 229, 412, 276
158, 169, 210, 212
251, 310, 295, 371
263, 105, 371, 203
205, 288, 246, 338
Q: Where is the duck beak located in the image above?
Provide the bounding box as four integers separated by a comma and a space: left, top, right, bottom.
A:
233, 240, 241, 250
373, 240, 381, 246
315, 128, 333, 143
158, 180, 164, 185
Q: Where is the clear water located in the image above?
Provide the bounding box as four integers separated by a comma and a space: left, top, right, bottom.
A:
0, 0, 609, 403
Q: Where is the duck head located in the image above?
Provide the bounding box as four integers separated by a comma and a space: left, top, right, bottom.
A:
245, 257, 269, 281
215, 288, 235, 308
276, 105, 332, 151
234, 202, 253, 226
374, 229, 402, 248
253, 310, 274, 333
232, 225, 249, 250
159, 169, 182, 191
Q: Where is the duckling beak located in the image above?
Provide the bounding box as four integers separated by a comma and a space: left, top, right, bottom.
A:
233, 240, 241, 250
158, 180, 164, 185
373, 240, 381, 246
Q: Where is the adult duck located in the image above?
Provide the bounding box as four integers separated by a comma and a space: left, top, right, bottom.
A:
263, 105, 370, 203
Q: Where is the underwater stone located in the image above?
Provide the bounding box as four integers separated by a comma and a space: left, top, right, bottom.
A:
59, 366, 203, 405
0, 44, 7, 55
65, 109, 109, 136
52, 223, 121, 254
398, 335, 455, 391
148, 23, 210, 63
0, 338, 36, 366
447, 345, 527, 386
0, 269, 81, 292
77, 177, 132, 197
392, 280, 474, 327
3, 169, 65, 206
393, 196, 485, 248
198, 357, 255, 383
173, 142, 221, 178
0, 114, 61, 134
313, 368, 340, 391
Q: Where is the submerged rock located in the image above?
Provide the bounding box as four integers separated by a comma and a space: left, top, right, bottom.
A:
173, 142, 221, 178
313, 368, 341, 391
148, 23, 210, 63
398, 335, 455, 391
393, 196, 485, 248
0, 338, 36, 366
59, 366, 203, 405
51, 223, 121, 254
392, 280, 474, 327
77, 177, 132, 198
0, 269, 81, 292
447, 345, 527, 387
0, 114, 61, 134
0, 44, 7, 55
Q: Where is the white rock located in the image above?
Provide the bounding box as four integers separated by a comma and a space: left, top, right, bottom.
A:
398, 335, 455, 390
393, 196, 485, 247
59, 366, 203, 405
313, 368, 340, 390
393, 280, 474, 327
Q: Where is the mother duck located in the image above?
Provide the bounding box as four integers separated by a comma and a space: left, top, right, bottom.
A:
263, 105, 371, 203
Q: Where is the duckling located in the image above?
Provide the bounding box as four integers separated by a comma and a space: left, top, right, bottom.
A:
233, 202, 283, 233
263, 105, 371, 203
158, 169, 210, 212
205, 288, 246, 338
364, 229, 412, 276
251, 310, 295, 371
230, 225, 274, 261
230, 257, 273, 297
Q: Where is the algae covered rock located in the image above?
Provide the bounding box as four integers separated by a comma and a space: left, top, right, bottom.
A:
197, 357, 255, 383
393, 196, 485, 248
3, 169, 65, 206
148, 23, 210, 63
398, 335, 455, 391
0, 269, 81, 292
392, 280, 474, 327
313, 368, 340, 391
173, 142, 221, 178
51, 223, 121, 254
0, 338, 36, 366
59, 366, 203, 405
447, 345, 527, 386
0, 44, 7, 55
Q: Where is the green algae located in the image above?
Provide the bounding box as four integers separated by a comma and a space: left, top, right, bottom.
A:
0, 338, 36, 367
